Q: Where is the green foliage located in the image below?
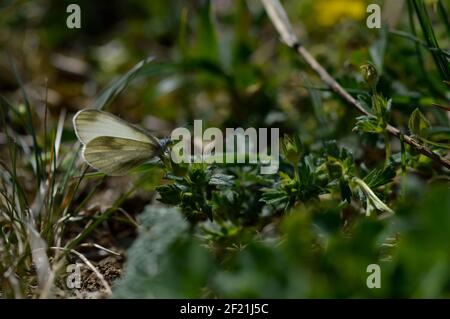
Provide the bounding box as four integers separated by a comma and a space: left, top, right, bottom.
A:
115, 184, 450, 298
113, 206, 213, 298
156, 138, 395, 224
157, 162, 269, 224
388, 186, 450, 298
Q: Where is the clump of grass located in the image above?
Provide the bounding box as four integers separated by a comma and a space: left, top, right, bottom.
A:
0, 72, 85, 297
1, 105, 68, 297
0, 57, 154, 298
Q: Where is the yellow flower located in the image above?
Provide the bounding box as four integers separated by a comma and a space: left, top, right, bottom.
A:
315, 0, 366, 27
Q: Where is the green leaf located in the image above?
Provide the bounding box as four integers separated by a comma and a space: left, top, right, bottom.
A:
156, 184, 182, 205
372, 94, 391, 123
424, 126, 450, 142
407, 110, 450, 149
353, 177, 394, 215
354, 115, 384, 134
363, 165, 396, 189
261, 190, 289, 206
209, 173, 235, 187
408, 108, 431, 138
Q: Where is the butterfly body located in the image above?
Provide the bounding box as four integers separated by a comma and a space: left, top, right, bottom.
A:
73, 109, 167, 176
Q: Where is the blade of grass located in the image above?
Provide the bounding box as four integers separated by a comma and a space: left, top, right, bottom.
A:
389, 30, 450, 58
93, 56, 155, 110
9, 56, 43, 185
412, 0, 450, 81
0, 104, 29, 215
406, 1, 446, 99
437, 0, 450, 36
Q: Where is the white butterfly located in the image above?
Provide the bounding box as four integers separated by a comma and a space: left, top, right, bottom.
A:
73, 109, 169, 176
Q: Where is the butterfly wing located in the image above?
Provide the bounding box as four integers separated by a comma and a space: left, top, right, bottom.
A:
82, 136, 159, 176
73, 109, 159, 146
73, 109, 164, 175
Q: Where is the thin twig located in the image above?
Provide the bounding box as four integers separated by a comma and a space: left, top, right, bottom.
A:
261, 0, 450, 169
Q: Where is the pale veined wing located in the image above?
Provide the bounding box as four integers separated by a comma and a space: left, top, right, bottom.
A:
73, 109, 163, 175
82, 136, 161, 176
73, 109, 159, 146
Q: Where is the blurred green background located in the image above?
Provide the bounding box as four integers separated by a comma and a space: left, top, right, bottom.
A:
0, 0, 449, 298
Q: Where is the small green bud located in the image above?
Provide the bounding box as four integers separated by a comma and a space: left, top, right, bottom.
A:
360, 62, 379, 90
281, 134, 303, 165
